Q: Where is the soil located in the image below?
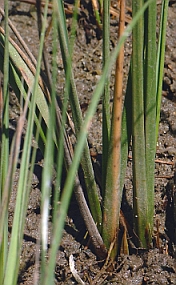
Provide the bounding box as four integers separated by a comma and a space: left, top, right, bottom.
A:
1, 0, 176, 284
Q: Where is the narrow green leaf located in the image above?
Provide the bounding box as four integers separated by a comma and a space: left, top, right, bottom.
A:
143, 0, 157, 244
102, 0, 111, 197
132, 0, 148, 247
156, 0, 169, 141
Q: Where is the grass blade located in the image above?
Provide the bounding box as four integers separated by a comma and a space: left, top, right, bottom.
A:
0, 0, 9, 282
102, 0, 111, 196
143, 0, 157, 244
156, 0, 169, 141
132, 0, 148, 247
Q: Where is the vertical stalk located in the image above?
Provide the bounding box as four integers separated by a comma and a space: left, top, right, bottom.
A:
120, 66, 132, 192
52, 0, 79, 226
156, 0, 169, 141
92, 0, 102, 27
0, 0, 9, 282
102, 0, 125, 258
102, 0, 111, 197
132, 0, 148, 247
51, 10, 61, 225
143, 0, 156, 244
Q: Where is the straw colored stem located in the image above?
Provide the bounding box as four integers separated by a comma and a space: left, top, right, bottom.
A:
102, 0, 125, 258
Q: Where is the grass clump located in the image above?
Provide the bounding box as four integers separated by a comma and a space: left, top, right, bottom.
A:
0, 0, 169, 283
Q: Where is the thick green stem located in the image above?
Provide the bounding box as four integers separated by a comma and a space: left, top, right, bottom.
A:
132, 0, 157, 247
143, 0, 156, 244
132, 0, 148, 248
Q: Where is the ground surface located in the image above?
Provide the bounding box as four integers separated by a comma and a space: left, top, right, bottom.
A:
3, 0, 176, 284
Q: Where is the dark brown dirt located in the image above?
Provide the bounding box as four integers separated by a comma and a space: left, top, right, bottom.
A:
3, 0, 176, 284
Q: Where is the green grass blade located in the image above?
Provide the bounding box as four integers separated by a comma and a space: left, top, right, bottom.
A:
52, 0, 80, 224
131, 0, 158, 247
120, 66, 132, 192
51, 12, 62, 225
0, 80, 30, 253
0, 0, 9, 282
132, 0, 148, 248
156, 0, 169, 142
143, 0, 157, 243
40, 94, 55, 277
102, 0, 111, 197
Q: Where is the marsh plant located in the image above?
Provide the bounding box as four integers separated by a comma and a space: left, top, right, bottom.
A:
0, 0, 168, 284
